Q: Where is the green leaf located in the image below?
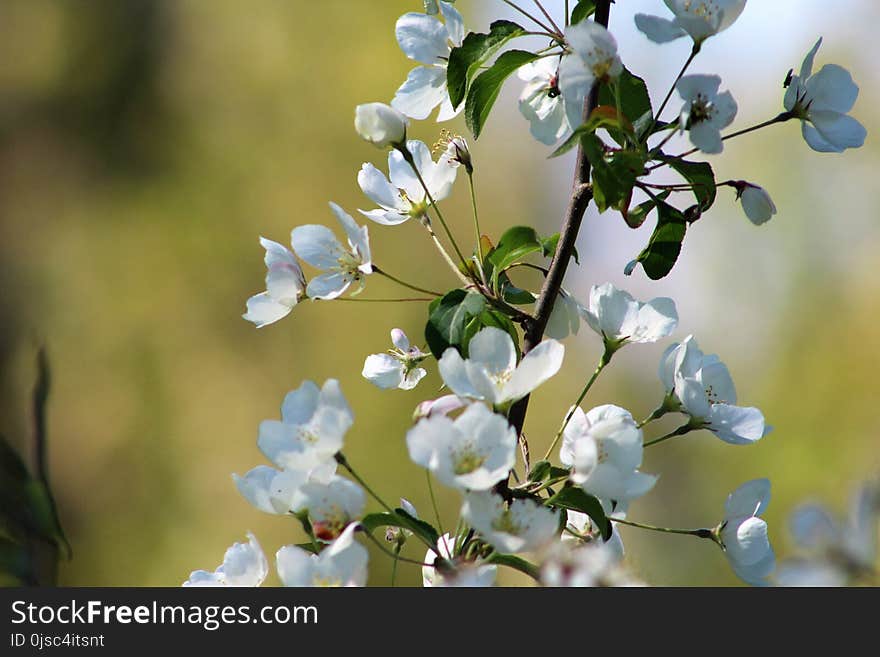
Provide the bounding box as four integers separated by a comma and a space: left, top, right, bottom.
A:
581, 135, 648, 213
447, 20, 526, 109
550, 106, 632, 158
425, 289, 486, 358
599, 67, 653, 143
487, 226, 543, 282
622, 190, 670, 229
546, 486, 612, 541
570, 1, 596, 24
528, 460, 552, 482
628, 201, 688, 280
485, 553, 540, 580
360, 509, 440, 547
466, 50, 538, 139
667, 158, 717, 212
540, 234, 580, 264
0, 537, 30, 581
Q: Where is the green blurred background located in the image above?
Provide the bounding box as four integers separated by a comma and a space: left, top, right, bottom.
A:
0, 0, 877, 586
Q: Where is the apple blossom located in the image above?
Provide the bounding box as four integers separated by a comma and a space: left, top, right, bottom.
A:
438, 326, 564, 407
560, 405, 658, 507
437, 131, 472, 173
582, 282, 678, 350
784, 38, 866, 153
719, 478, 775, 585
635, 0, 746, 46
406, 402, 517, 491
276, 523, 368, 587
295, 475, 366, 541
243, 237, 307, 328
462, 492, 559, 554
357, 140, 457, 225
559, 21, 623, 130
541, 540, 640, 587
737, 183, 777, 225
362, 328, 429, 390
183, 532, 268, 587
563, 511, 626, 559
422, 533, 497, 587
258, 379, 353, 472
517, 57, 572, 146
392, 2, 464, 121
659, 336, 766, 444
354, 102, 408, 149
291, 202, 372, 299
676, 74, 738, 154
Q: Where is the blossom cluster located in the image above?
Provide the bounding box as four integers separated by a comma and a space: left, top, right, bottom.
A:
184, 1, 867, 587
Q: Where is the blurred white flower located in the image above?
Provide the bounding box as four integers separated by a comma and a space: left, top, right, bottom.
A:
183, 532, 268, 587
406, 402, 517, 491
560, 405, 658, 507
462, 492, 559, 554
392, 1, 464, 121
784, 38, 866, 153
295, 475, 365, 542
422, 533, 497, 587
276, 524, 368, 587
635, 0, 746, 45
258, 379, 353, 472
243, 237, 307, 328
232, 464, 329, 515
541, 539, 640, 587
720, 479, 775, 586
438, 326, 564, 407
517, 57, 572, 146
582, 282, 678, 349
362, 328, 429, 390
355, 103, 408, 148
358, 140, 457, 225
545, 290, 584, 340
291, 203, 372, 299
676, 74, 737, 154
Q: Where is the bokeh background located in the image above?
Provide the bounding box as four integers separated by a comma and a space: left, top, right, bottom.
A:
0, 0, 877, 586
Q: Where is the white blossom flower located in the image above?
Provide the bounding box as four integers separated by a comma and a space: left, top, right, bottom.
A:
355, 102, 408, 148
243, 237, 307, 328
357, 140, 457, 225
362, 328, 429, 390
422, 533, 497, 587
560, 405, 658, 507
183, 532, 268, 587
517, 57, 572, 146
783, 38, 866, 153
720, 479, 775, 586
558, 21, 623, 130
291, 202, 372, 299
635, 0, 746, 46
258, 379, 353, 472
545, 290, 584, 340
392, 2, 464, 121
737, 183, 777, 225
563, 512, 626, 559
676, 74, 738, 154
541, 539, 640, 587
437, 131, 472, 172
406, 402, 517, 491
295, 475, 366, 541
660, 336, 766, 445
276, 523, 368, 587
462, 492, 559, 554
438, 326, 564, 407
582, 282, 678, 349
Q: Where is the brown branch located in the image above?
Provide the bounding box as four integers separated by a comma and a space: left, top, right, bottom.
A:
507, 1, 612, 442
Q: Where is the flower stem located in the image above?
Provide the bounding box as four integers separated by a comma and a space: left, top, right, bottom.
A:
501, 0, 561, 38
372, 265, 442, 297
360, 529, 433, 567
399, 146, 469, 272
612, 517, 715, 540
467, 171, 484, 267
542, 346, 614, 462
648, 111, 794, 171
426, 471, 445, 538
647, 44, 700, 140
531, 0, 563, 36
335, 296, 434, 303
643, 422, 694, 448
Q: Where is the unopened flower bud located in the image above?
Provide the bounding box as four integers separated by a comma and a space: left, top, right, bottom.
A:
355, 103, 408, 149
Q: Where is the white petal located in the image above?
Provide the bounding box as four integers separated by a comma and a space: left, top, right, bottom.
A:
709, 404, 765, 445
391, 328, 410, 351
689, 121, 724, 154
467, 327, 516, 377
276, 545, 314, 586
634, 14, 687, 43
440, 1, 464, 46
632, 297, 678, 343
291, 225, 344, 270
809, 111, 867, 152
438, 347, 482, 400
740, 185, 777, 225
502, 339, 565, 404
307, 272, 351, 300
243, 292, 292, 328
362, 354, 404, 389
805, 64, 859, 114
396, 12, 449, 65
281, 380, 321, 425
392, 66, 448, 120
358, 163, 403, 212
558, 54, 592, 130
401, 367, 427, 390
725, 478, 771, 519
329, 202, 370, 264
802, 121, 842, 153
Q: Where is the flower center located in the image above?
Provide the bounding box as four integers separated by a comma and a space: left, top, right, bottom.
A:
336, 251, 363, 278
704, 383, 729, 405
312, 575, 343, 587
489, 368, 513, 387
452, 443, 487, 475
491, 509, 524, 535
298, 426, 321, 445
312, 507, 349, 541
